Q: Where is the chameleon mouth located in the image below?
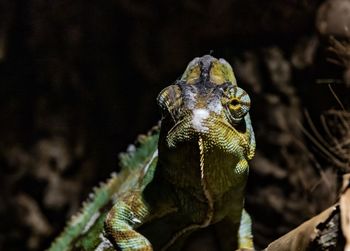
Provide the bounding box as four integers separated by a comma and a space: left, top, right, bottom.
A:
166, 113, 249, 154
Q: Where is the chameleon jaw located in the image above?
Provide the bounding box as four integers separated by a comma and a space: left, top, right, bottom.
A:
165, 110, 249, 158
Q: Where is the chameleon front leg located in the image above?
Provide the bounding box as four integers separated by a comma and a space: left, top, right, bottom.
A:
237, 209, 254, 250
104, 190, 152, 251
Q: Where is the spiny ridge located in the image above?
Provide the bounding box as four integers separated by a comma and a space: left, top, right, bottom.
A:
48, 127, 160, 251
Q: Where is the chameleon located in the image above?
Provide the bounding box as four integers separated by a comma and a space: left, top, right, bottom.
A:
48, 55, 256, 251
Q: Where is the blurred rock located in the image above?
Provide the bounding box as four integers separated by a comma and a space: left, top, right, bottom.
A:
316, 0, 350, 37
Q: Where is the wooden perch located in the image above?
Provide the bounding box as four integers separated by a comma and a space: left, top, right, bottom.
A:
264, 174, 350, 251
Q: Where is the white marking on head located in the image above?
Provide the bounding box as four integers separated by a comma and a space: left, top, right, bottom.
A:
207, 99, 223, 114
192, 109, 209, 132
185, 88, 197, 110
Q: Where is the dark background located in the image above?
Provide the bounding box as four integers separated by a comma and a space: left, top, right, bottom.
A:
1, 0, 350, 250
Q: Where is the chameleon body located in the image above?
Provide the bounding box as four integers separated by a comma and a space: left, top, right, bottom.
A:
48, 55, 255, 251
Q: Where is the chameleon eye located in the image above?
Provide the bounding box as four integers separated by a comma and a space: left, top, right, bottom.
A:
230, 98, 240, 108
228, 86, 250, 121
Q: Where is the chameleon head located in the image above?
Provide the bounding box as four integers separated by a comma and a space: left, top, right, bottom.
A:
157, 55, 255, 160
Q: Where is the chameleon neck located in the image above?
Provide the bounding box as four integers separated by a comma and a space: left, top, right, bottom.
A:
159, 136, 214, 251
198, 135, 214, 226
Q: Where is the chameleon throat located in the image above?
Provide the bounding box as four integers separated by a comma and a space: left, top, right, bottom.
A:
160, 136, 214, 251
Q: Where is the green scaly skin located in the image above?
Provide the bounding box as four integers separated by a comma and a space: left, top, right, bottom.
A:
48, 55, 255, 251
48, 131, 160, 251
